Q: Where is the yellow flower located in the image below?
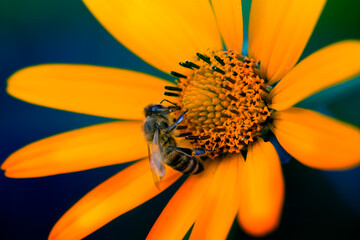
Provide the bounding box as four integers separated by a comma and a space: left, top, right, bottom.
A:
2, 0, 360, 239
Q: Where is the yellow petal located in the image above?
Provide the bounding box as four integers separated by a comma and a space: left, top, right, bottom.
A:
190, 154, 242, 240
49, 159, 181, 240
238, 139, 284, 237
248, 0, 326, 83
211, 0, 243, 51
7, 64, 170, 119
1, 121, 147, 178
271, 107, 360, 170
82, 0, 222, 74
147, 161, 219, 240
270, 41, 360, 111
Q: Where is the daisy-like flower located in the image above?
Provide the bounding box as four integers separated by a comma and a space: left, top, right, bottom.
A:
2, 0, 360, 239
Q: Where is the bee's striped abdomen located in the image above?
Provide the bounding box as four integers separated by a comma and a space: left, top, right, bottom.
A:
164, 146, 204, 175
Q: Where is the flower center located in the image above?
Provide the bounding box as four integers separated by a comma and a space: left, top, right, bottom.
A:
166, 50, 272, 158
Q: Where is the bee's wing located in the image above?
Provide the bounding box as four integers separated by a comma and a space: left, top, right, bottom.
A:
148, 128, 165, 189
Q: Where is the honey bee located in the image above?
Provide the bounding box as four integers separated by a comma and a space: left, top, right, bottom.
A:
143, 100, 204, 187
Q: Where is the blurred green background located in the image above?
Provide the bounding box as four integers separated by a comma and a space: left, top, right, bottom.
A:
0, 0, 359, 239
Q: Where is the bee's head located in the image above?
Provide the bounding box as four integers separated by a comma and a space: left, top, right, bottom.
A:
144, 104, 166, 117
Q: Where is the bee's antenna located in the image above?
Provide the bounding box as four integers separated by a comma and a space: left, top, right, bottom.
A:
160, 99, 178, 106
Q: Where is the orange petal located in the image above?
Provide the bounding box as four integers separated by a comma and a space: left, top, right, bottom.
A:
248, 0, 326, 83
49, 159, 181, 240
270, 41, 360, 111
271, 107, 360, 170
147, 161, 219, 240
7, 64, 170, 119
1, 121, 147, 178
237, 139, 284, 237
82, 0, 222, 74
190, 154, 242, 240
211, 0, 243, 51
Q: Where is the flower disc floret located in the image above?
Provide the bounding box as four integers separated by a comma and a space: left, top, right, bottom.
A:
172, 50, 272, 158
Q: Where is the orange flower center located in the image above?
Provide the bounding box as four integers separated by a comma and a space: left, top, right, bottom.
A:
166, 50, 272, 158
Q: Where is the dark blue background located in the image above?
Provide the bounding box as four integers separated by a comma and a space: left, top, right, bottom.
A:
0, 0, 359, 239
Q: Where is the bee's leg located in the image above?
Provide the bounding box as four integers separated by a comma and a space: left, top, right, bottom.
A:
168, 109, 188, 132
192, 148, 207, 155
176, 146, 193, 156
